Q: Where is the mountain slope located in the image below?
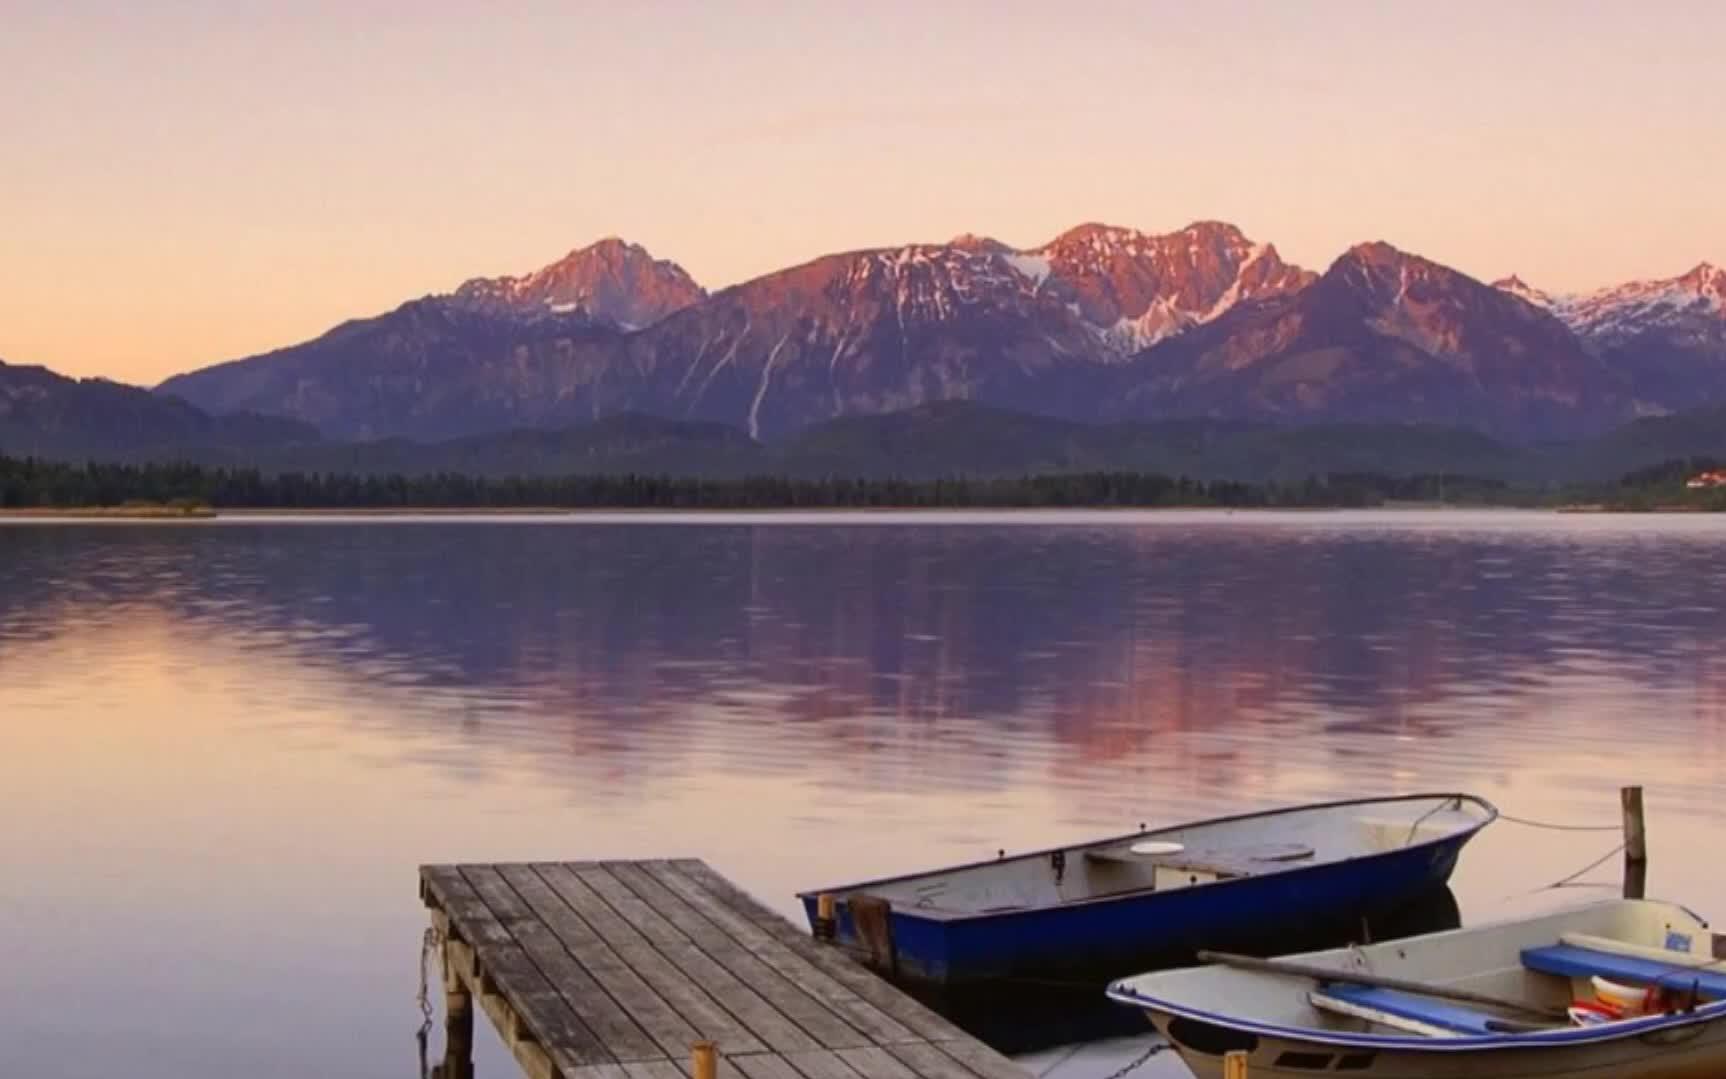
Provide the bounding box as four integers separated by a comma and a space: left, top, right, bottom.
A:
157, 237, 706, 439
1494, 263, 1726, 410
1117, 242, 1631, 440
235, 412, 760, 478
22, 363, 1725, 487
0, 358, 317, 458
158, 300, 630, 440
1541, 402, 1726, 483
214, 402, 1522, 483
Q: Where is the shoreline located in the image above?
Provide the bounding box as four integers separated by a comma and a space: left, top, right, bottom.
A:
0, 505, 218, 519
0, 502, 1586, 519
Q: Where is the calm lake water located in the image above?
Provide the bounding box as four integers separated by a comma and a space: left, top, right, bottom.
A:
4, 510, 1726, 1078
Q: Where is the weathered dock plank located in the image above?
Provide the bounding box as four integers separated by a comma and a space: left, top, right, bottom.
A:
420, 860, 1030, 1079
609, 863, 917, 1047
652, 861, 984, 1048
548, 864, 818, 1055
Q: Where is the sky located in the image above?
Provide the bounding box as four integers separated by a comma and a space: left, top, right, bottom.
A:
4, 1, 1725, 384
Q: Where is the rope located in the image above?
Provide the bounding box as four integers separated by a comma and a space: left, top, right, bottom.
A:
1401, 799, 1456, 847
1500, 842, 1629, 900
1497, 813, 1622, 833
1545, 843, 1627, 890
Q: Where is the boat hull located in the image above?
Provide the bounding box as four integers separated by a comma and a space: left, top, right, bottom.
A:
800, 822, 1474, 986
1148, 1010, 1726, 1079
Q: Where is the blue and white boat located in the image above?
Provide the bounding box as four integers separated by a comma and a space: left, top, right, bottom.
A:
798, 793, 1496, 986
1108, 898, 1726, 1078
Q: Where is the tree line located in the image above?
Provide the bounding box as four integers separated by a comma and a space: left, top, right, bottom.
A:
0, 453, 1516, 510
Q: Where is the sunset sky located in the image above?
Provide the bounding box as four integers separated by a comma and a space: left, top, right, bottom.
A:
5, 1, 1724, 384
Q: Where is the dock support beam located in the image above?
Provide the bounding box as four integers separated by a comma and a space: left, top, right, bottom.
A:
1223, 1049, 1249, 1077
441, 939, 474, 1079
1622, 785, 1647, 900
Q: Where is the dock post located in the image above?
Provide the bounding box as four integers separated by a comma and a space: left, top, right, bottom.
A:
1622, 785, 1647, 900
442, 940, 474, 1079
814, 893, 837, 941
1223, 1049, 1249, 1077
848, 895, 898, 976
692, 1040, 718, 1079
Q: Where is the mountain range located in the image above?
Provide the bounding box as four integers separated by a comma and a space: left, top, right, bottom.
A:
6, 219, 1725, 481
149, 220, 1726, 445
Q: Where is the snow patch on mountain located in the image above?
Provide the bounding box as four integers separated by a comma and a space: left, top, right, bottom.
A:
1495, 263, 1726, 347
1003, 252, 1052, 288
1492, 275, 1556, 310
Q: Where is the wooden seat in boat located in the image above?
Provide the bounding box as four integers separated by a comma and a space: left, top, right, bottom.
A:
1521, 944, 1726, 999
1085, 841, 1314, 878
1310, 985, 1500, 1036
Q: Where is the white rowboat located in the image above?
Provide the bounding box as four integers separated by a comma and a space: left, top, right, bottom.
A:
1108, 898, 1726, 1078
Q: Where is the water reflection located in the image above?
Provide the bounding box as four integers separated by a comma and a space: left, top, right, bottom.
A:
2, 512, 1725, 1078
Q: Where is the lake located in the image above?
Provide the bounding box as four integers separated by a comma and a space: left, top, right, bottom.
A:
3, 510, 1725, 1078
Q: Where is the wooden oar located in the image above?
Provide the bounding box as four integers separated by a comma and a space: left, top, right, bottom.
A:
1196, 950, 1570, 1022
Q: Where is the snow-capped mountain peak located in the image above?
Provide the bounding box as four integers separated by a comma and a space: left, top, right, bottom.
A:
1678, 261, 1725, 302
1029, 220, 1313, 353
450, 238, 706, 329
1492, 274, 1556, 309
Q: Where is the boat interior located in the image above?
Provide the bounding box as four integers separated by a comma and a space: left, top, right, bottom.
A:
1113, 899, 1726, 1039
823, 795, 1493, 918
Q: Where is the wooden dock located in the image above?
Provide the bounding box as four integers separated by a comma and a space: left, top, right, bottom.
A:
419, 859, 1033, 1079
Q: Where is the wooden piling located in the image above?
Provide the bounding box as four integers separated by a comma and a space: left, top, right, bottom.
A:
1223, 1049, 1249, 1078
1622, 785, 1647, 900
691, 1040, 717, 1079
848, 893, 898, 976
443, 987, 475, 1079
814, 892, 837, 941
441, 933, 475, 1079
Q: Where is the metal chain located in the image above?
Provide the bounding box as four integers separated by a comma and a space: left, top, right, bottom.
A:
1094, 1040, 1172, 1079
417, 926, 442, 1079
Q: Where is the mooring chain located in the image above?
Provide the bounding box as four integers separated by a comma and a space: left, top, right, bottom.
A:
417, 926, 442, 1079
1092, 1040, 1172, 1079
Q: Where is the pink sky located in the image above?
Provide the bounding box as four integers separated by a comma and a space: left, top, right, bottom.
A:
4, 1, 1724, 384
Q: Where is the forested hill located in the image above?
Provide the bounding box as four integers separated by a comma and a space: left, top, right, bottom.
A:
0, 454, 1517, 511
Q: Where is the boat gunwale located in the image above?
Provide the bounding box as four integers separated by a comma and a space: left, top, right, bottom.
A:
1106, 976, 1726, 1052
797, 792, 1498, 924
